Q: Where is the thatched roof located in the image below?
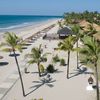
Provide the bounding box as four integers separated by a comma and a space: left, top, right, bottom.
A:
93, 23, 100, 31
79, 20, 90, 31
57, 27, 73, 36
79, 20, 100, 31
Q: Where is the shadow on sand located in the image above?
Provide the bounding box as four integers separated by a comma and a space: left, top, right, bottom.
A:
0, 62, 9, 66
25, 78, 56, 96
69, 67, 94, 79
54, 70, 64, 74
23, 43, 32, 46
22, 47, 27, 50
9, 53, 20, 57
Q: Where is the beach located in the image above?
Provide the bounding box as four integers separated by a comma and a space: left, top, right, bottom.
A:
0, 18, 60, 99
0, 0, 99, 99
0, 18, 96, 100
0, 18, 60, 83
0, 18, 60, 42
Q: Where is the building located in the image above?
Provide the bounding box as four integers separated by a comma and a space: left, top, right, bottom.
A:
57, 26, 73, 39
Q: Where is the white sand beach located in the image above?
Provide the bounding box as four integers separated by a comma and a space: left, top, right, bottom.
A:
0, 19, 60, 42
0, 19, 58, 83
0, 19, 96, 100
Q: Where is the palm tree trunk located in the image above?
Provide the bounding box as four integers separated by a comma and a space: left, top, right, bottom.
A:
67, 50, 70, 79
76, 41, 79, 69
38, 62, 41, 77
94, 61, 99, 100
13, 50, 25, 96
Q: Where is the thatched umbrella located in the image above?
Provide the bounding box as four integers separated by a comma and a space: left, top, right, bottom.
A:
57, 26, 74, 39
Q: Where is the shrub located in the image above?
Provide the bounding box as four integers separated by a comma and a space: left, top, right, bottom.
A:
41, 57, 47, 62
52, 54, 60, 63
46, 64, 55, 73
60, 58, 66, 66
39, 64, 45, 73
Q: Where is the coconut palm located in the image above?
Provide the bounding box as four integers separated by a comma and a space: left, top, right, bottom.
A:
71, 25, 84, 69
64, 16, 73, 25
25, 44, 49, 77
1, 32, 25, 96
80, 36, 100, 100
58, 21, 63, 29
58, 35, 76, 78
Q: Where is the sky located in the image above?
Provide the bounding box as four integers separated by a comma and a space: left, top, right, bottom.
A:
0, 0, 100, 15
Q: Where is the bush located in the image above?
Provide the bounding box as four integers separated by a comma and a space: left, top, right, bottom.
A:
52, 54, 60, 63
41, 57, 47, 62
39, 64, 45, 73
60, 58, 66, 66
46, 64, 55, 73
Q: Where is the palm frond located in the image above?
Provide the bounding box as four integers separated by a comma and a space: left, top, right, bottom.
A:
2, 32, 23, 53
0, 42, 10, 47
15, 45, 22, 52
42, 52, 51, 58
80, 35, 100, 64
58, 35, 76, 51
27, 60, 36, 65
1, 48, 12, 52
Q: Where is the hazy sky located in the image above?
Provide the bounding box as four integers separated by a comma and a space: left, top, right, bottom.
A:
0, 0, 100, 15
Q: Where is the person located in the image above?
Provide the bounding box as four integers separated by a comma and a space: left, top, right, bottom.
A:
46, 74, 52, 82
45, 45, 47, 48
88, 76, 94, 84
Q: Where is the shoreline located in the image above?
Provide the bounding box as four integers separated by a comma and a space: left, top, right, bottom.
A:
0, 18, 95, 100
0, 18, 61, 41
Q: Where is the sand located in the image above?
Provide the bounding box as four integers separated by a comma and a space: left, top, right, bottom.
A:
0, 19, 59, 84
0, 19, 59, 42
0, 19, 96, 100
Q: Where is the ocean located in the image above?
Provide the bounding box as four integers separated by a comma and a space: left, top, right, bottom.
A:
0, 15, 61, 32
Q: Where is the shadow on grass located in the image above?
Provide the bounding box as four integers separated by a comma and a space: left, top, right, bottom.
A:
25, 78, 56, 96
0, 62, 9, 66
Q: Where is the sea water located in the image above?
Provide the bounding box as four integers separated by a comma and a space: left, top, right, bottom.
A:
0, 15, 61, 32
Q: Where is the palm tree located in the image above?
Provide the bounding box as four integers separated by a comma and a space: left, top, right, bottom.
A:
64, 16, 73, 25
80, 35, 100, 100
2, 32, 25, 96
58, 35, 76, 78
58, 21, 63, 29
71, 25, 84, 69
25, 44, 49, 77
